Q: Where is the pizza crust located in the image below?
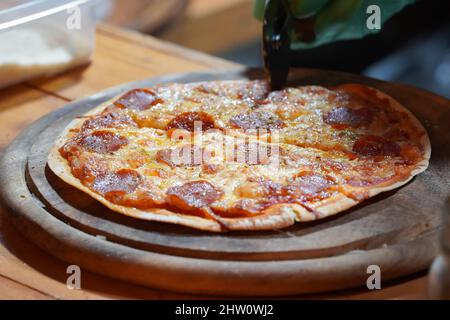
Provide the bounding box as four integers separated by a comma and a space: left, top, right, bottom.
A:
47, 82, 431, 232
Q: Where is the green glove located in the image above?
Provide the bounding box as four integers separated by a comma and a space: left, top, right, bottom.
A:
254, 0, 415, 50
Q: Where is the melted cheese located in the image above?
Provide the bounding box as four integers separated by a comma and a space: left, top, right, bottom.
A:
59, 81, 427, 218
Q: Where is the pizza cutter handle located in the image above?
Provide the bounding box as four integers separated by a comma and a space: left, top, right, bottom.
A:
262, 0, 292, 91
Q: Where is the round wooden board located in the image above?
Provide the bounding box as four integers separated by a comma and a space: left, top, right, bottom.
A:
1, 68, 449, 296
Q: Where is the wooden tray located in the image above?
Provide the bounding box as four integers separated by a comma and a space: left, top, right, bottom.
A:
1, 69, 449, 296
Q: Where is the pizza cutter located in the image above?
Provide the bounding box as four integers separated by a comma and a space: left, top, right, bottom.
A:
262, 0, 292, 91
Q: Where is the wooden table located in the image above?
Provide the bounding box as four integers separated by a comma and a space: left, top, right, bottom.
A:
159, 0, 260, 54
0, 24, 430, 300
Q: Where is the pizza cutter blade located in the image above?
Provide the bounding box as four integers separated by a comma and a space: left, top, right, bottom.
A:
262, 0, 292, 91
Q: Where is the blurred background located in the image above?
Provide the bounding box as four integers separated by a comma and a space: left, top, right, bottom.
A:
0, 0, 448, 97
96, 0, 450, 98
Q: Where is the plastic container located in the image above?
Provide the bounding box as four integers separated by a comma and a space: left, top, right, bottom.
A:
0, 0, 97, 88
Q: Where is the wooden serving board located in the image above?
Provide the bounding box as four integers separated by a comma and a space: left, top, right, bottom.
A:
1, 69, 449, 296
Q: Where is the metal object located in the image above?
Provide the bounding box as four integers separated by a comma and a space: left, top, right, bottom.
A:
428, 197, 450, 299
262, 0, 292, 90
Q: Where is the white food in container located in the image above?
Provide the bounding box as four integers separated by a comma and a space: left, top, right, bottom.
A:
0, 0, 97, 88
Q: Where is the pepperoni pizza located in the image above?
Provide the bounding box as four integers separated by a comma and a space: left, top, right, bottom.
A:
48, 81, 430, 232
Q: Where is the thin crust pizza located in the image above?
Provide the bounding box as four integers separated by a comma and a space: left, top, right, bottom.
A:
48, 80, 431, 232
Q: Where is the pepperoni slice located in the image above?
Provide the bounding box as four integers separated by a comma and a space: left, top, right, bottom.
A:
323, 107, 373, 129
68, 154, 109, 183
166, 112, 215, 132
335, 84, 390, 109
287, 173, 335, 200
114, 89, 163, 111
93, 169, 141, 196
166, 181, 223, 210
353, 135, 400, 157
248, 174, 335, 208
82, 110, 137, 130
229, 112, 285, 130
383, 128, 409, 141
78, 131, 128, 154
156, 145, 203, 168
347, 176, 392, 187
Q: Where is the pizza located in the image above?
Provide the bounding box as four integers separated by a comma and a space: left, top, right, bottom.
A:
48, 80, 431, 232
